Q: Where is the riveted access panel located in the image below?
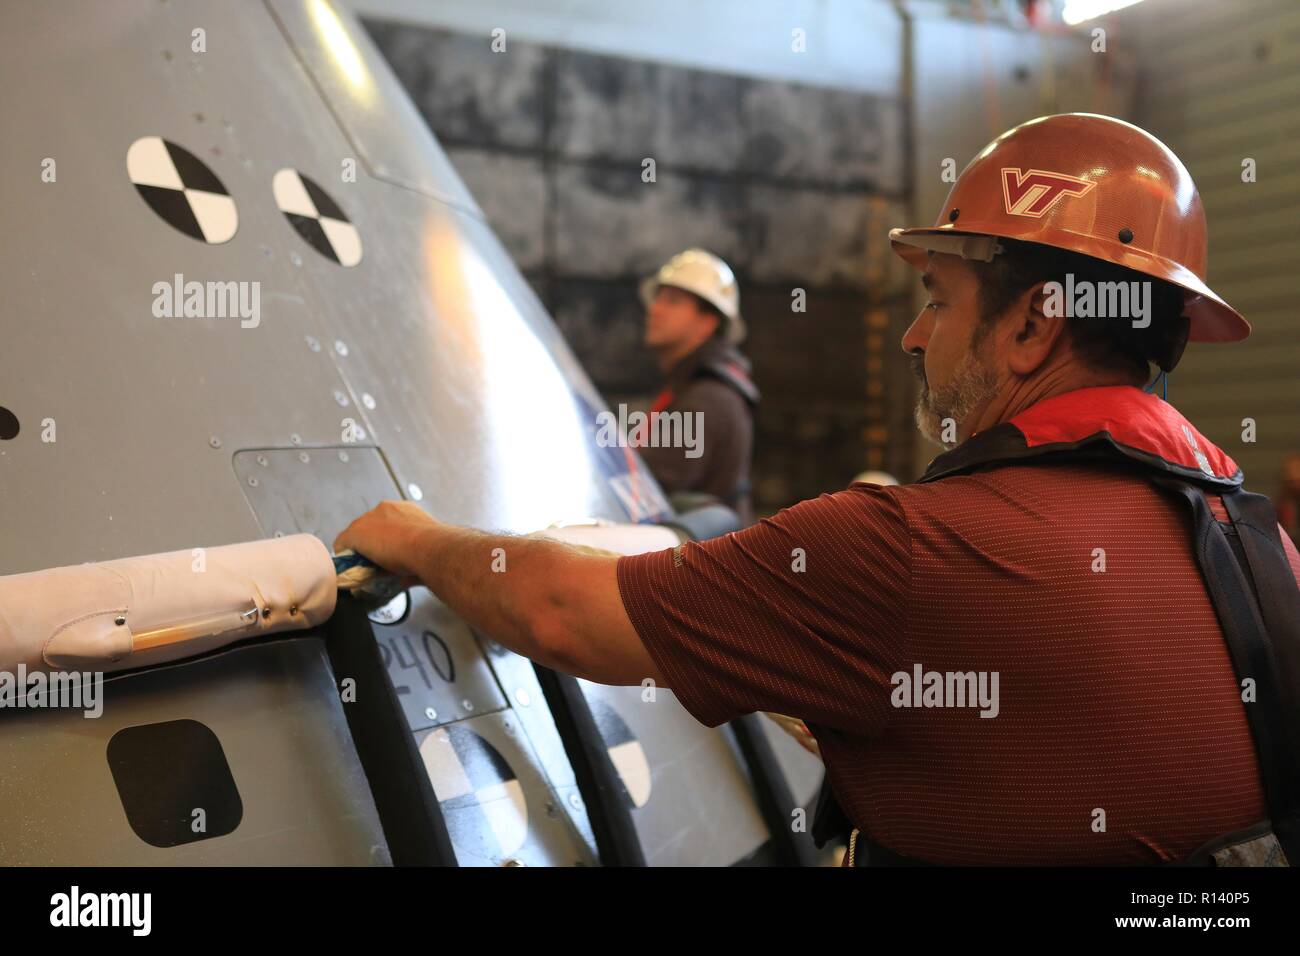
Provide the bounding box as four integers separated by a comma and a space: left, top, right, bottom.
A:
233, 444, 509, 729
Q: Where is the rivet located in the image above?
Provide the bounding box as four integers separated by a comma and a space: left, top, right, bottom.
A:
305, 335, 320, 352
334, 340, 349, 357
209, 436, 221, 449
1118, 227, 1134, 244
256, 454, 269, 467
425, 707, 438, 721
262, 607, 271, 619
290, 433, 302, 445
334, 390, 349, 407
362, 393, 376, 410
289, 605, 298, 615
462, 699, 475, 712
948, 208, 960, 222
298, 451, 310, 464
503, 859, 527, 867
338, 450, 350, 462
247, 476, 258, 487
407, 483, 423, 501
114, 616, 126, 626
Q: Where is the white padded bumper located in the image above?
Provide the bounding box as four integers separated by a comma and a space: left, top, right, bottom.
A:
0, 534, 337, 674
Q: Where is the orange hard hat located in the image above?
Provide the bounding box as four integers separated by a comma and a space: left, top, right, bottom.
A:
889, 113, 1249, 344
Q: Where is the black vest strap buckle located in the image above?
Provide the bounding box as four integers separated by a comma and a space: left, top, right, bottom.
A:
1179, 821, 1290, 867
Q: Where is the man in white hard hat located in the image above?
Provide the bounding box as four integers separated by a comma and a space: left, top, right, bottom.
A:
636, 248, 760, 525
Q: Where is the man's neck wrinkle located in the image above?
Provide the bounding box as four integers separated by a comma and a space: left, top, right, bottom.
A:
967, 359, 1141, 439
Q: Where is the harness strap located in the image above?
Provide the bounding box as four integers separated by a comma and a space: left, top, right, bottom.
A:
697, 359, 756, 510
1152, 478, 1300, 863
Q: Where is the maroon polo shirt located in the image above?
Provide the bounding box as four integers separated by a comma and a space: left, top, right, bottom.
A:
617, 391, 1297, 865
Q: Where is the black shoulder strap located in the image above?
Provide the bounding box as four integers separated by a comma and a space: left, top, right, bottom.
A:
685, 355, 756, 508
694, 357, 760, 407
1153, 478, 1300, 863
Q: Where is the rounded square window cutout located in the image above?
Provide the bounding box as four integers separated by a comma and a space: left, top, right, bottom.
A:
106, 719, 243, 848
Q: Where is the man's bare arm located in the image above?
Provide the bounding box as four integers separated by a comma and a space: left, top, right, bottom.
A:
334, 501, 665, 686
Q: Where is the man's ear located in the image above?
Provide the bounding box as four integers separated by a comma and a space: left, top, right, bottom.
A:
701, 308, 724, 338
1005, 281, 1067, 375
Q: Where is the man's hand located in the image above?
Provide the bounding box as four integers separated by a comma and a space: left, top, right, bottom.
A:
334, 500, 439, 580
332, 501, 665, 687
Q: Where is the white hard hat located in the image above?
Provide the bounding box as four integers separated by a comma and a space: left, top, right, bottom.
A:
640, 248, 746, 344
852, 470, 899, 487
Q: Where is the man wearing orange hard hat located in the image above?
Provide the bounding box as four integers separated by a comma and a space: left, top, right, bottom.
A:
339, 114, 1300, 866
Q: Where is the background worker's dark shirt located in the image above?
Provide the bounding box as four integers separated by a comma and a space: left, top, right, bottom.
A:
637, 338, 758, 525
617, 461, 1300, 865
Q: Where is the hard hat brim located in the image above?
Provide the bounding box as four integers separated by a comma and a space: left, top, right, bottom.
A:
640, 277, 747, 345
888, 225, 1251, 344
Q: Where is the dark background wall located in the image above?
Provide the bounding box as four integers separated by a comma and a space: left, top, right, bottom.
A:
364, 20, 916, 512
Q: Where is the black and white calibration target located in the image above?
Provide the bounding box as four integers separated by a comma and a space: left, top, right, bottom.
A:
591, 699, 651, 808
126, 136, 238, 243
272, 168, 362, 267
422, 725, 527, 858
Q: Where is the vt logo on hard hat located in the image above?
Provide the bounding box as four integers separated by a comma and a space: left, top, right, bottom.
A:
1001, 167, 1096, 218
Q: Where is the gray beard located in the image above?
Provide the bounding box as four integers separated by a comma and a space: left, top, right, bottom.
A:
913, 346, 1000, 447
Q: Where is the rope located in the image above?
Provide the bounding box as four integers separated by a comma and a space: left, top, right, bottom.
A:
333, 549, 404, 605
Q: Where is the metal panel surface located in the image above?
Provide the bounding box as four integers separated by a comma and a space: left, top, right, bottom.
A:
0, 0, 788, 866
0, 640, 388, 865
418, 710, 595, 867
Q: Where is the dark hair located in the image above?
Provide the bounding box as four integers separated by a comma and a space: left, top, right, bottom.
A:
967, 238, 1190, 379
